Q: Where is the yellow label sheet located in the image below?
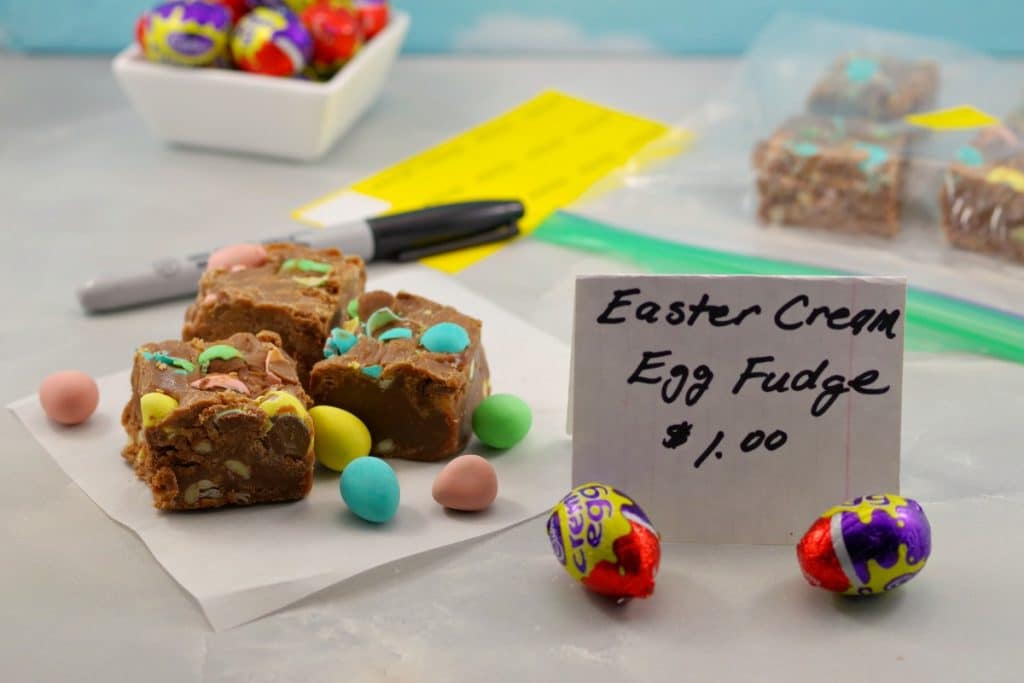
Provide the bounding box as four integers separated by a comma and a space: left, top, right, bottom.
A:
293, 90, 680, 273
904, 105, 1000, 131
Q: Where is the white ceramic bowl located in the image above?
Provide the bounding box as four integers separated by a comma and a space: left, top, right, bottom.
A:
113, 11, 410, 161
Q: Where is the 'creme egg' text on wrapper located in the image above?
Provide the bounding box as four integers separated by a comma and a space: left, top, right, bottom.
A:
797, 494, 932, 595
547, 483, 661, 602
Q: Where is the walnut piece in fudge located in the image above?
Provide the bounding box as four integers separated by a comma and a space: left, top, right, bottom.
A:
309, 291, 490, 462
807, 55, 939, 121
121, 331, 315, 510
941, 142, 1024, 264
752, 115, 908, 237
182, 243, 366, 387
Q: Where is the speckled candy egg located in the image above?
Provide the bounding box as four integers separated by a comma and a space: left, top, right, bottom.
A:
340, 456, 399, 523
138, 1, 232, 67
797, 494, 931, 596
39, 370, 100, 425
231, 7, 314, 76
547, 483, 661, 601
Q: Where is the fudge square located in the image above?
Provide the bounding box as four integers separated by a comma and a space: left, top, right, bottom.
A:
309, 290, 490, 462
182, 242, 366, 386
941, 132, 1024, 264
807, 55, 939, 121
121, 331, 315, 510
752, 115, 909, 237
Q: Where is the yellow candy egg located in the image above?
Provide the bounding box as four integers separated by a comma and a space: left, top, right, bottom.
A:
309, 405, 372, 472
257, 390, 309, 420
140, 392, 179, 427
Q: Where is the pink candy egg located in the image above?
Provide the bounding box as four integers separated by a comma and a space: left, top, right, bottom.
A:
39, 371, 99, 425
432, 454, 498, 512
207, 243, 268, 271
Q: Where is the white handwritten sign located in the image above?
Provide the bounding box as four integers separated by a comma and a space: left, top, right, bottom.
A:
571, 275, 905, 545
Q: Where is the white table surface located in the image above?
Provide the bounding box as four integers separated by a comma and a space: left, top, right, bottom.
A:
2, 54, 1022, 682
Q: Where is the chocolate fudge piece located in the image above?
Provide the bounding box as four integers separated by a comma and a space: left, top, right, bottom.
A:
940, 142, 1024, 264
807, 55, 939, 121
121, 331, 315, 510
309, 290, 490, 462
753, 115, 909, 237
182, 243, 366, 387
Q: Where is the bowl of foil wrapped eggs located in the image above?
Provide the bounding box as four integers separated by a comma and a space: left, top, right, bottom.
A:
113, 0, 408, 161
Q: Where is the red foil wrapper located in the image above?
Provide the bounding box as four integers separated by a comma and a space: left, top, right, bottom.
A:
583, 521, 661, 599
547, 483, 661, 601
797, 494, 932, 595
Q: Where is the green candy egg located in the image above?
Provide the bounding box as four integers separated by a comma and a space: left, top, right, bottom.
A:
340, 456, 400, 523
472, 393, 532, 449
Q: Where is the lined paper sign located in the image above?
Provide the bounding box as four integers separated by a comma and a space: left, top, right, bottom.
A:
571, 276, 905, 545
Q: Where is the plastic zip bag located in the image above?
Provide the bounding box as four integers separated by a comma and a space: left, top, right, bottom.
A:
559, 13, 1024, 320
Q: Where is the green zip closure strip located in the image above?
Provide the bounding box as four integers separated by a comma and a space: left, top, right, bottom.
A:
533, 211, 1024, 364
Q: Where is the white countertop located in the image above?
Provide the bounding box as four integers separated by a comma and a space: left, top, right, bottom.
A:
2, 54, 1021, 682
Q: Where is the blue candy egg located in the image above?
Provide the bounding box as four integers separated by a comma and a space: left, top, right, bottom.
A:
340, 456, 400, 523
420, 322, 470, 354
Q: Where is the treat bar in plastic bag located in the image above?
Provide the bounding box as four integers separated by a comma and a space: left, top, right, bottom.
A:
752, 114, 909, 237
806, 55, 940, 122
579, 14, 1024, 332
941, 105, 1024, 264
753, 52, 944, 238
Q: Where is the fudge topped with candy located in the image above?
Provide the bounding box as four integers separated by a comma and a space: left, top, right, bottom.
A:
310, 290, 490, 462
752, 114, 909, 236
753, 114, 907, 183
807, 55, 939, 121
941, 109, 1024, 264
121, 331, 315, 510
183, 242, 366, 387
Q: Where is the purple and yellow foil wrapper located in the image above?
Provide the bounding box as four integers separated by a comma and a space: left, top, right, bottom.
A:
547, 483, 660, 600
231, 7, 314, 76
139, 1, 231, 67
797, 494, 932, 595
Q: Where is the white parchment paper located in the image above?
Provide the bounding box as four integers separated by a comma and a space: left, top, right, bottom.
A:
10, 270, 571, 630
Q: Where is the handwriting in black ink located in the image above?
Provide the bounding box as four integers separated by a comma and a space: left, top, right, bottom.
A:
662, 420, 693, 449
692, 430, 725, 469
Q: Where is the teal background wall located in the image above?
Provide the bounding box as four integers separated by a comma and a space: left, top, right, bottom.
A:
0, 0, 1021, 55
